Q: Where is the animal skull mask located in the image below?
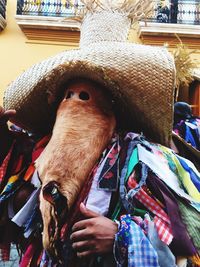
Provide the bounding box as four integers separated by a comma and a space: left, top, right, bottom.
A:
35, 79, 116, 256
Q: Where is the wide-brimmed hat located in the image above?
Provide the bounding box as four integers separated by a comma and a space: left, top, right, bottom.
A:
3, 0, 176, 146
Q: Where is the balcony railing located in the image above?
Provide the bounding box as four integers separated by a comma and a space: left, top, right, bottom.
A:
15, 0, 200, 46
16, 0, 83, 17
148, 0, 200, 25
15, 1, 83, 44
0, 0, 7, 31
138, 0, 200, 49
16, 0, 200, 25
0, 0, 6, 19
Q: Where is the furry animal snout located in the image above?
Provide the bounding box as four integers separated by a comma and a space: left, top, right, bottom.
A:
40, 182, 68, 254
42, 181, 68, 216
36, 79, 116, 258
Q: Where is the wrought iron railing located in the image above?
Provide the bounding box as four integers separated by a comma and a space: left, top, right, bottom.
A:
16, 0, 200, 25
16, 0, 83, 17
0, 0, 7, 19
149, 0, 200, 25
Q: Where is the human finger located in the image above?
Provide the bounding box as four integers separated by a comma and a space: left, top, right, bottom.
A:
72, 218, 93, 232
72, 240, 95, 253
79, 202, 100, 218
77, 250, 94, 258
70, 229, 91, 242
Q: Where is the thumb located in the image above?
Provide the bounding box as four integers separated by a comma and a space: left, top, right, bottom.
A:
79, 202, 100, 218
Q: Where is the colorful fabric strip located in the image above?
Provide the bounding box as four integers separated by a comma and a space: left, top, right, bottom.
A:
150, 175, 197, 256
160, 146, 200, 201
98, 135, 121, 191
138, 144, 199, 210
128, 172, 173, 245
177, 156, 200, 192
0, 142, 14, 185
0, 170, 24, 203
146, 214, 177, 267
114, 214, 160, 267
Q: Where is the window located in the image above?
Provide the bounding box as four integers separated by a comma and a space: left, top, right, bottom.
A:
0, 0, 7, 31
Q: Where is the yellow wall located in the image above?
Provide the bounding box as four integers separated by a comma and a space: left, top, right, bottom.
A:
0, 1, 74, 104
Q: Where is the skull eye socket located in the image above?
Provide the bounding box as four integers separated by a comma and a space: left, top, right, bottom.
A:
79, 91, 90, 101
66, 91, 74, 99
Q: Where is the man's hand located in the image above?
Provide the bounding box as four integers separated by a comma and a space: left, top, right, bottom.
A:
70, 203, 118, 258
0, 106, 16, 126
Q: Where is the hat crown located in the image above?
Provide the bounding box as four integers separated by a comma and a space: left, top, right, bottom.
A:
80, 11, 131, 48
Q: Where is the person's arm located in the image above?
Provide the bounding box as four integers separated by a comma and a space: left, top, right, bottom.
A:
0, 106, 16, 164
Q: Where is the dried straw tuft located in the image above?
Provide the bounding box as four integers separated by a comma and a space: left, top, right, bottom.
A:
78, 0, 154, 23
173, 35, 198, 100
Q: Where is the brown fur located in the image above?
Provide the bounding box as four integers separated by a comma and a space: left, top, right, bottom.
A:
35, 80, 116, 252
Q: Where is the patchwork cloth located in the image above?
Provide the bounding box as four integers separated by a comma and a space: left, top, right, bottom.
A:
114, 214, 160, 267
0, 132, 200, 266
160, 146, 200, 201
177, 156, 200, 192
146, 215, 176, 267
137, 143, 200, 211
127, 172, 173, 245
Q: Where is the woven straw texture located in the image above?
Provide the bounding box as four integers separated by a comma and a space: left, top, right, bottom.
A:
3, 8, 175, 146
80, 11, 131, 47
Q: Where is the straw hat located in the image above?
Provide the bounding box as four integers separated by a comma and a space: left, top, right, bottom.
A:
3, 0, 176, 146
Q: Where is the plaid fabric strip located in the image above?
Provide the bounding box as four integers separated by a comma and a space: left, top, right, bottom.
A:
114, 214, 159, 267
128, 218, 159, 267
150, 174, 197, 256
154, 216, 173, 245
128, 173, 173, 245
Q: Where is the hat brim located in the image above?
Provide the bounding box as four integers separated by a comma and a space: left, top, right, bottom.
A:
3, 42, 175, 145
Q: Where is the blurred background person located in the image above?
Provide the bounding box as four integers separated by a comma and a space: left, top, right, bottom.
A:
173, 101, 200, 151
